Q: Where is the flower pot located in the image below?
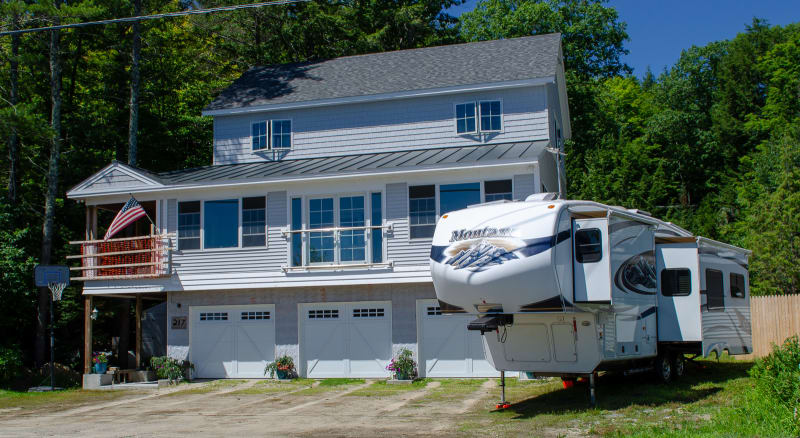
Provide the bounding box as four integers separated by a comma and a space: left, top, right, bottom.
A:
395, 372, 411, 381
276, 369, 289, 380
94, 362, 108, 374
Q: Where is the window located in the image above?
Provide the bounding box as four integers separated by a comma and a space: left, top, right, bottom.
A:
340, 196, 366, 262
242, 197, 266, 247
455, 102, 476, 134
308, 309, 338, 319
409, 185, 436, 239
309, 198, 334, 263
730, 273, 745, 298
661, 268, 691, 296
241, 311, 270, 320
200, 312, 228, 321
575, 228, 602, 263
371, 193, 383, 263
426, 306, 442, 316
352, 308, 385, 318
485, 179, 513, 202
291, 198, 302, 266
204, 199, 239, 249
705, 269, 724, 311
252, 121, 268, 151
440, 182, 480, 215
178, 201, 200, 250
271, 120, 291, 149
479, 100, 502, 132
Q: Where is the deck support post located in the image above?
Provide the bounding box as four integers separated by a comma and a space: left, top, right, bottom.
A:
589, 372, 596, 407
135, 295, 142, 369
83, 295, 92, 374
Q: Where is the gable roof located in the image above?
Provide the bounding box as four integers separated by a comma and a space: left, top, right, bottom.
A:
67, 141, 548, 198
204, 34, 562, 114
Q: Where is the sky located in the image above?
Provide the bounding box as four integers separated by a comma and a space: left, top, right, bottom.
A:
447, 0, 800, 78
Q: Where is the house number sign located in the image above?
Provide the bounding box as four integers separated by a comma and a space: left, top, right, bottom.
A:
171, 316, 187, 330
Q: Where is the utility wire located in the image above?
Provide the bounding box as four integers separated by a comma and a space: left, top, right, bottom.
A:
0, 0, 309, 37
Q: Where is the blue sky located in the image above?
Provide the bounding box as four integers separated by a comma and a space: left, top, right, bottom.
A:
447, 0, 800, 78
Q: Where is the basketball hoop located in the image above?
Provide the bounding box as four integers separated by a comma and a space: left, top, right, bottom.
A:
34, 265, 70, 391
48, 282, 67, 302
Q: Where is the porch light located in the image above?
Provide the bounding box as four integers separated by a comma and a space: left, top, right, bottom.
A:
91, 307, 99, 320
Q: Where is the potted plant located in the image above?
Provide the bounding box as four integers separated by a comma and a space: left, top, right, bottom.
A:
93, 352, 109, 374
149, 356, 194, 384
386, 348, 417, 381
265, 355, 295, 379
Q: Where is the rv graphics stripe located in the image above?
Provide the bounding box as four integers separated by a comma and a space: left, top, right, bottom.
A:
613, 250, 657, 295
429, 230, 571, 264
636, 306, 656, 320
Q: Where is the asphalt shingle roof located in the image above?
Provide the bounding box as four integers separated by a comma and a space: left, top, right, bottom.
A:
204, 34, 562, 112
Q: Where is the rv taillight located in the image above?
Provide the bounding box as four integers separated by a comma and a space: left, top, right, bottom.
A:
548, 204, 555, 209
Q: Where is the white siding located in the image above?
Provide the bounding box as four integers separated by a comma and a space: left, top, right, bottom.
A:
214, 86, 549, 164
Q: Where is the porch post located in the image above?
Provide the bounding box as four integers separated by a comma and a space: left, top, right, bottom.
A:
135, 295, 142, 369
84, 295, 92, 374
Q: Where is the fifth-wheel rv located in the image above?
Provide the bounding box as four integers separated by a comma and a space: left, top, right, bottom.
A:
430, 195, 752, 402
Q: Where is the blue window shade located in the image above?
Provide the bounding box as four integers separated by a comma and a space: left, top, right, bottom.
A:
291, 198, 302, 266
480, 101, 502, 131
204, 200, 239, 249
440, 182, 480, 215
340, 196, 365, 262
455, 103, 476, 134
271, 120, 291, 149
371, 193, 383, 263
252, 121, 267, 150
309, 198, 334, 263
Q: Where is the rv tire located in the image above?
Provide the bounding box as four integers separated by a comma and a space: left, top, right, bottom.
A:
655, 353, 672, 383
672, 354, 685, 378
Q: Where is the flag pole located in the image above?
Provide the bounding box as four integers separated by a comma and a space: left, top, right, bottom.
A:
130, 193, 160, 235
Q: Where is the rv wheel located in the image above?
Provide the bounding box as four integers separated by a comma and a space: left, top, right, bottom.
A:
655, 353, 672, 383
672, 354, 685, 378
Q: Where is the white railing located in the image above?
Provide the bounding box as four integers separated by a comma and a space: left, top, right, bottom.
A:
281, 224, 393, 272
67, 234, 174, 281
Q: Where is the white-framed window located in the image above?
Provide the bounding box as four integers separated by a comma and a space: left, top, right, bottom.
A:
204, 199, 239, 249
242, 196, 266, 247
426, 306, 442, 316
178, 201, 201, 250
200, 312, 228, 321
479, 100, 502, 132
409, 185, 436, 239
484, 179, 513, 201
252, 121, 268, 151
455, 102, 477, 134
352, 308, 385, 318
271, 120, 292, 149
308, 309, 339, 319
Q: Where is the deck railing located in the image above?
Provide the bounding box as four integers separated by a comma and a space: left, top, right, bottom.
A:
67, 234, 174, 281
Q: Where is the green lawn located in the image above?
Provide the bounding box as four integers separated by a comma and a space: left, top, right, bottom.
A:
293, 378, 367, 396
347, 378, 430, 397
228, 378, 316, 395
0, 389, 131, 412
164, 379, 247, 396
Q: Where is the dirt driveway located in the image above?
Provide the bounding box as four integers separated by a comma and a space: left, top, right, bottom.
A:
0, 378, 501, 437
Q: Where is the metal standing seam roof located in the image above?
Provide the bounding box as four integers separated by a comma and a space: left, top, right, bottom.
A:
204, 34, 562, 112
154, 141, 547, 186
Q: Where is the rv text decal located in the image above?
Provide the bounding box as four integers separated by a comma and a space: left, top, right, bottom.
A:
450, 227, 513, 242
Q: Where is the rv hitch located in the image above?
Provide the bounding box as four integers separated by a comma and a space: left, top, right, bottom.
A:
467, 314, 513, 334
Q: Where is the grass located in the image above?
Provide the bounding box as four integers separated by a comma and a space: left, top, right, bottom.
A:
165, 379, 247, 396
293, 378, 366, 396
348, 378, 430, 397
0, 388, 132, 412
228, 379, 316, 395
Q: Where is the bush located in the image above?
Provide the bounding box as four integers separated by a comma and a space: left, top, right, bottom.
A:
749, 335, 800, 427
0, 346, 24, 384
264, 355, 296, 378
386, 348, 417, 380
149, 356, 194, 382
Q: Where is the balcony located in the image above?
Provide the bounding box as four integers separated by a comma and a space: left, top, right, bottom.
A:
281, 224, 393, 272
68, 234, 174, 281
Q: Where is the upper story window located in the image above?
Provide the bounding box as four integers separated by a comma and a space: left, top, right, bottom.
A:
409, 185, 436, 239
479, 101, 502, 132
252, 121, 268, 151
271, 120, 292, 149
455, 103, 476, 134
178, 201, 200, 250
242, 197, 266, 247
204, 199, 239, 249
484, 180, 512, 201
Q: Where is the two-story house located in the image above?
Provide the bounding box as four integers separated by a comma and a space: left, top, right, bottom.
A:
67, 33, 571, 381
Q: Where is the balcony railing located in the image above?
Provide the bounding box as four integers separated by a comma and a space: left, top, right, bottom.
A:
67, 234, 174, 281
281, 224, 393, 272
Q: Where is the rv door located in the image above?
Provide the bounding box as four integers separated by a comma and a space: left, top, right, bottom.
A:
572, 218, 611, 303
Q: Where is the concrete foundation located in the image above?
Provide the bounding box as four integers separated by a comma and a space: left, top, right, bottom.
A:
83, 373, 113, 389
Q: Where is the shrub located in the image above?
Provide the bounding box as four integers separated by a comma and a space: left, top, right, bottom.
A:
149, 356, 194, 382
386, 348, 417, 380
264, 355, 296, 378
0, 346, 24, 384
749, 335, 800, 425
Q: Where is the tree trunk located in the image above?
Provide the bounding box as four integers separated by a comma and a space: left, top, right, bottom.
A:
7, 16, 20, 204
128, 0, 141, 167
37, 24, 62, 367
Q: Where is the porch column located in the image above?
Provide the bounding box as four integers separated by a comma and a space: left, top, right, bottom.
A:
84, 295, 93, 374
135, 295, 142, 369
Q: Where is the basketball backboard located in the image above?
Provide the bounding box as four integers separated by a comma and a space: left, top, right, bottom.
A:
34, 265, 70, 288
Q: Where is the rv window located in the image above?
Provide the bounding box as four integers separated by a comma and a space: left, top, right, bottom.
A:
661, 268, 691, 296
705, 269, 724, 311
730, 273, 746, 298
575, 228, 602, 263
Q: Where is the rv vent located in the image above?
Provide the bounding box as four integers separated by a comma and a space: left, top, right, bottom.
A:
525, 192, 559, 202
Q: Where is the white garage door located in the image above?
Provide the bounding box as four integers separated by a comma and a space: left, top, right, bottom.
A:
417, 299, 499, 377
191, 305, 275, 378
300, 301, 391, 378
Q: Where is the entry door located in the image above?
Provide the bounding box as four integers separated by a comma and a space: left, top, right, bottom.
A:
656, 244, 702, 341
417, 300, 499, 377
573, 218, 611, 302
300, 301, 391, 378
191, 305, 276, 378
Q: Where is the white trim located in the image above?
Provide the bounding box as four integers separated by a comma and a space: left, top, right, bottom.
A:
453, 101, 478, 135
251, 120, 268, 151
202, 77, 555, 116
269, 119, 293, 150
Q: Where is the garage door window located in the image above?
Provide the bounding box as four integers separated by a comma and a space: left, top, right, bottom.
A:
426, 306, 442, 316
308, 309, 339, 319
241, 311, 270, 320
353, 308, 385, 318
200, 312, 228, 321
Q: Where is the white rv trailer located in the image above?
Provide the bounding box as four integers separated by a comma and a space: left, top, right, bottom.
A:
430, 196, 752, 402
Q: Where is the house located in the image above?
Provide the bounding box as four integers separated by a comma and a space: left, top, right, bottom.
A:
67, 33, 572, 381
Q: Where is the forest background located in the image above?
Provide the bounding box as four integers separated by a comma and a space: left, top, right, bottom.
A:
0, 0, 798, 371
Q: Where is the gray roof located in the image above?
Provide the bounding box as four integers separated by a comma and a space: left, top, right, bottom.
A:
205, 34, 562, 112
156, 142, 546, 186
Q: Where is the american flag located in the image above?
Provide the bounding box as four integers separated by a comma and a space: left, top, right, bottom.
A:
104, 197, 147, 240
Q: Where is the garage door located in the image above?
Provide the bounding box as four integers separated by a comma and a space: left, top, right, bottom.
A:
417, 299, 499, 377
191, 305, 275, 378
300, 301, 391, 378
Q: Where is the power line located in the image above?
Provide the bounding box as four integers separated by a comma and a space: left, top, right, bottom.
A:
0, 0, 309, 37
